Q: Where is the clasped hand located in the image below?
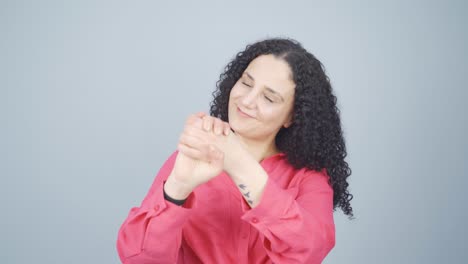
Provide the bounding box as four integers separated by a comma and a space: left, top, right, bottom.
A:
165, 112, 246, 199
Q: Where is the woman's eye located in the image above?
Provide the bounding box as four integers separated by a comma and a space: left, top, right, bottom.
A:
242, 82, 252, 87
264, 96, 273, 103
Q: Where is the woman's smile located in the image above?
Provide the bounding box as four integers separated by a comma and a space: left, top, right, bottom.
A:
237, 106, 255, 118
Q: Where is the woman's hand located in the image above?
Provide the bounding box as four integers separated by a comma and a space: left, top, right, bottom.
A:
188, 114, 251, 175
164, 112, 230, 200
181, 114, 268, 209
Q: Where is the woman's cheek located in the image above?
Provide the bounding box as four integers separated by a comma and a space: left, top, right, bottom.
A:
230, 85, 243, 98
259, 105, 276, 118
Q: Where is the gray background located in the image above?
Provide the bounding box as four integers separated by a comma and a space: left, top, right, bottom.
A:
1, 0, 467, 263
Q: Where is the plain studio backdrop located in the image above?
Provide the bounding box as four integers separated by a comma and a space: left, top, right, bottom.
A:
1, 0, 467, 263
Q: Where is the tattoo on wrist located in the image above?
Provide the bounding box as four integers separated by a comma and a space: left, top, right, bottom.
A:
238, 184, 253, 205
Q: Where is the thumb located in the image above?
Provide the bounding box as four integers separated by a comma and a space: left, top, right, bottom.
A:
186, 111, 206, 126
195, 111, 206, 118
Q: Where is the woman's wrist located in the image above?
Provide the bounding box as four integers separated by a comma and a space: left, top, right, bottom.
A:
226, 153, 269, 208
163, 186, 187, 206
225, 147, 253, 176
222, 133, 248, 175
163, 172, 194, 200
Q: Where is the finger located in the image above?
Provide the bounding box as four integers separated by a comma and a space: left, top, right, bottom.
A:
202, 116, 214, 132
186, 112, 206, 126
185, 119, 203, 133
213, 118, 224, 135
195, 111, 206, 118
184, 124, 216, 142
179, 130, 215, 162
178, 143, 213, 162
177, 143, 204, 160
186, 116, 197, 127
223, 122, 231, 136
179, 133, 205, 151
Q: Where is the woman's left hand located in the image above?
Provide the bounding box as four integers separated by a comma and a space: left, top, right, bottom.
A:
178, 113, 247, 174
180, 113, 268, 208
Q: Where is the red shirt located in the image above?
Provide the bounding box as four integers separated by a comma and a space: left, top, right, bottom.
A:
117, 150, 335, 263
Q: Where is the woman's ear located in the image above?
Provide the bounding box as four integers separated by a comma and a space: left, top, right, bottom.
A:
283, 114, 293, 128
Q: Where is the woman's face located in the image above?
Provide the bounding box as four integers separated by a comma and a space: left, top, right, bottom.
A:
228, 54, 295, 141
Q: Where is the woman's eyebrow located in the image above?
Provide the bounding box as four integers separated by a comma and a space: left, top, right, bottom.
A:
265, 88, 285, 102
243, 71, 285, 102
244, 71, 255, 81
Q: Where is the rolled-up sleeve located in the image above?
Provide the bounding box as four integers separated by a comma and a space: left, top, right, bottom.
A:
241, 169, 335, 264
116, 151, 196, 264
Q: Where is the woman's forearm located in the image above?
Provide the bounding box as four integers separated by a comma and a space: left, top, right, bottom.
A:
163, 171, 195, 200
226, 152, 269, 208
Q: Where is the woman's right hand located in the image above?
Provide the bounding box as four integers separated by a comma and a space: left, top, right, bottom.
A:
164, 112, 230, 200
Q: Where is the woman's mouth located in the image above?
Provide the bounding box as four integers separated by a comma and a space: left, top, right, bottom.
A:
237, 107, 254, 118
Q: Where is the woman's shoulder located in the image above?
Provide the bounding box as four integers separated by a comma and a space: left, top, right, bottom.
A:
266, 154, 331, 187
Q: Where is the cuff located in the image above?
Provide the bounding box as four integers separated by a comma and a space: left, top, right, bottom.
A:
144, 182, 197, 222
241, 176, 299, 226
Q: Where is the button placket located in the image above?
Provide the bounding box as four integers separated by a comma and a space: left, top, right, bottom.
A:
237, 222, 250, 261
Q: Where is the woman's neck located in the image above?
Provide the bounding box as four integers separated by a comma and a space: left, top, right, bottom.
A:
236, 134, 279, 162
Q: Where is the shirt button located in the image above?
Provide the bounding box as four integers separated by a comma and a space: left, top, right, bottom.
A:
251, 217, 259, 223
242, 234, 248, 239
154, 205, 160, 211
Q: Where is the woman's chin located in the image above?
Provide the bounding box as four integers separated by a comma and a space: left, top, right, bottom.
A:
231, 125, 256, 138
230, 122, 245, 134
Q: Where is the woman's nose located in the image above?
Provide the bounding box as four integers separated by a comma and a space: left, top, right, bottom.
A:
240, 89, 258, 108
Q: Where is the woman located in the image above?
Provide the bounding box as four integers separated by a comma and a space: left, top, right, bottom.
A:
116, 38, 354, 264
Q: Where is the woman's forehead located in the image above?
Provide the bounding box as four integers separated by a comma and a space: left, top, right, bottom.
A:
244, 55, 295, 95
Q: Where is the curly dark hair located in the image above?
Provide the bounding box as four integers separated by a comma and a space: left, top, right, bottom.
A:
209, 37, 354, 218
